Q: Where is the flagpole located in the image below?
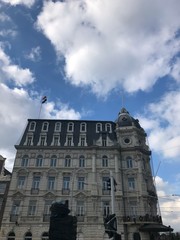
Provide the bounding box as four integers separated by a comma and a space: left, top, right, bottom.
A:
38, 103, 42, 119
38, 96, 47, 119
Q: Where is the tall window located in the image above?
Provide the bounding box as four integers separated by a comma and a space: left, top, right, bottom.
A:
50, 155, 57, 167
39, 135, 46, 146
79, 155, 85, 167
76, 201, 84, 216
103, 201, 110, 216
65, 155, 71, 167
21, 155, 29, 167
67, 122, 74, 132
80, 136, 86, 146
29, 121, 36, 131
32, 176, 40, 189
42, 122, 48, 131
102, 155, 108, 167
17, 176, 25, 189
63, 176, 70, 190
128, 177, 135, 190
130, 201, 137, 216
105, 123, 111, 132
102, 177, 109, 190
80, 123, 86, 132
44, 200, 52, 215
52, 135, 60, 146
127, 156, 133, 168
28, 200, 37, 216
36, 155, 43, 167
96, 123, 102, 132
11, 200, 21, 215
67, 135, 73, 146
48, 176, 55, 190
78, 177, 85, 190
26, 135, 33, 146
55, 122, 61, 132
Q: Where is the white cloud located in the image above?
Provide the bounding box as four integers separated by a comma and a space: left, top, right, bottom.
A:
37, 0, 180, 97
1, 0, 35, 7
25, 46, 42, 62
0, 47, 35, 86
137, 90, 180, 161
155, 176, 180, 232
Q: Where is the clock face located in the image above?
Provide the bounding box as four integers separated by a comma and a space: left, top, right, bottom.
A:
124, 137, 131, 144
122, 116, 127, 121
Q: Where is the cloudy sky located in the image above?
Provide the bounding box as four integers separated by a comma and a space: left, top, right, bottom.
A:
0, 0, 180, 232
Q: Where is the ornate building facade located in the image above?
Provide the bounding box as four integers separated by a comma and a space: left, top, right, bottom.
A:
0, 108, 169, 240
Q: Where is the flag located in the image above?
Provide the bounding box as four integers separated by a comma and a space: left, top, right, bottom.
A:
41, 96, 47, 104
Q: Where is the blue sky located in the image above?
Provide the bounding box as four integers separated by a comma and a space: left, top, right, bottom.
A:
0, 0, 180, 232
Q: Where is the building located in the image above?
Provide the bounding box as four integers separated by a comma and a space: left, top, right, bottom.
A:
0, 155, 11, 227
0, 108, 172, 240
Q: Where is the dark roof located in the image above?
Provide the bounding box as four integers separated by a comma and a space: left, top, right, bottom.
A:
139, 224, 173, 232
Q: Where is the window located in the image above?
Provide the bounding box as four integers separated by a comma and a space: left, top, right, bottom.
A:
130, 201, 137, 216
17, 176, 25, 189
28, 200, 37, 216
67, 135, 73, 146
67, 122, 74, 132
126, 156, 133, 168
50, 155, 57, 167
80, 136, 86, 146
65, 155, 71, 167
102, 177, 109, 190
105, 123, 111, 132
80, 123, 86, 132
78, 177, 85, 190
55, 122, 61, 132
79, 155, 85, 167
7, 232, 15, 240
11, 200, 21, 215
44, 200, 52, 215
32, 176, 40, 189
52, 135, 60, 146
29, 121, 36, 131
76, 201, 84, 216
48, 176, 55, 190
24, 232, 32, 240
26, 135, 33, 146
42, 232, 49, 240
103, 201, 110, 216
102, 138, 107, 146
96, 123, 102, 132
128, 177, 135, 190
42, 122, 49, 131
39, 135, 47, 146
0, 183, 6, 193
21, 155, 29, 167
63, 176, 70, 190
102, 155, 108, 167
36, 155, 43, 167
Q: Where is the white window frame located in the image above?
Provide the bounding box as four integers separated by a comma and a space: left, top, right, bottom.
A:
128, 177, 135, 190
55, 122, 61, 132
65, 155, 71, 167
76, 201, 84, 216
17, 176, 25, 189
50, 156, 57, 167
48, 176, 55, 190
96, 123, 102, 132
29, 121, 36, 131
67, 122, 74, 132
42, 122, 49, 132
80, 122, 86, 132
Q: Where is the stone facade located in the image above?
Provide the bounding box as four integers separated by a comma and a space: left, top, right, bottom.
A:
0, 108, 162, 240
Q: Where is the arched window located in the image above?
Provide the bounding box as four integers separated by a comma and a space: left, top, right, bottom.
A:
102, 155, 108, 167
79, 155, 85, 167
80, 122, 86, 132
42, 122, 49, 131
7, 231, 15, 240
133, 232, 141, 240
21, 155, 29, 167
24, 232, 32, 240
105, 123, 111, 132
55, 122, 61, 132
96, 123, 102, 132
42, 232, 49, 240
65, 155, 71, 167
29, 121, 36, 131
50, 155, 57, 167
67, 122, 74, 132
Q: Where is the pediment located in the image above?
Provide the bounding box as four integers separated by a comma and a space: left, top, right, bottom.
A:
12, 191, 25, 199
43, 191, 56, 199
74, 191, 87, 199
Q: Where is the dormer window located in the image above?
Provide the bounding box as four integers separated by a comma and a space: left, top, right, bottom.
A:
96, 123, 102, 132
55, 122, 61, 132
80, 123, 86, 132
67, 122, 74, 132
105, 123, 111, 133
42, 122, 49, 131
29, 121, 36, 131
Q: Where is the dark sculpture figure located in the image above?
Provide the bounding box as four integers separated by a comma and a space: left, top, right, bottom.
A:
49, 200, 77, 240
